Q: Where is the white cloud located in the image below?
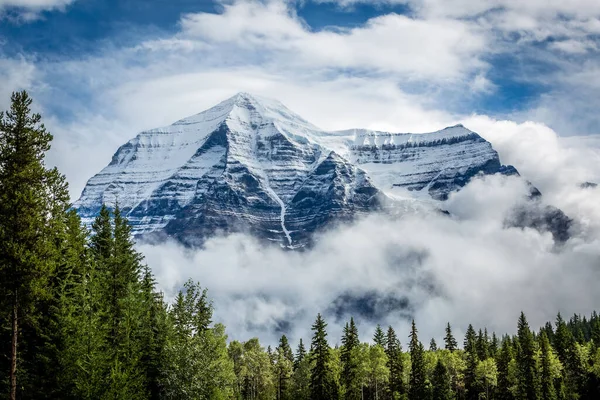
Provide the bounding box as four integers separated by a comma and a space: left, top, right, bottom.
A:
179, 0, 487, 81
0, 0, 75, 20
139, 173, 600, 346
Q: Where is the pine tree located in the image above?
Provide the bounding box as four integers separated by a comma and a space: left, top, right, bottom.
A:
341, 317, 360, 400
276, 335, 294, 400
373, 324, 386, 347
295, 338, 307, 370
490, 332, 499, 358
0, 91, 71, 400
432, 358, 453, 400
385, 326, 405, 399
310, 314, 338, 400
430, 338, 438, 351
516, 312, 539, 400
497, 338, 515, 400
540, 332, 557, 400
464, 324, 480, 400
477, 329, 489, 361
444, 323, 458, 352
409, 320, 427, 399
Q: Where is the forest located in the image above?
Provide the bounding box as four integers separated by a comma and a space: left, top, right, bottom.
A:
1, 91, 600, 400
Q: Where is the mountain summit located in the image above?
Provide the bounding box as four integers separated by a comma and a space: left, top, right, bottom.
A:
75, 92, 523, 247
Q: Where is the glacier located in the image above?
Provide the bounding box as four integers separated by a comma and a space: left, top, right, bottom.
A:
75, 92, 561, 247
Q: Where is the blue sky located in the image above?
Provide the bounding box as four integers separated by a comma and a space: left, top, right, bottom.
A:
1, 0, 599, 198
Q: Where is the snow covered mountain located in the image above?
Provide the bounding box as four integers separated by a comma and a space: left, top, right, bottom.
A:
74, 92, 550, 247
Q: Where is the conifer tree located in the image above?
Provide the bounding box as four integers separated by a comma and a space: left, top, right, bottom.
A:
276, 335, 294, 400
295, 338, 307, 370
464, 324, 480, 400
540, 332, 558, 400
291, 344, 311, 400
497, 338, 515, 400
409, 320, 427, 399
490, 332, 499, 358
477, 329, 489, 361
444, 323, 458, 352
373, 324, 386, 347
310, 314, 338, 400
430, 338, 438, 351
432, 358, 453, 400
516, 312, 539, 400
385, 326, 405, 399
341, 317, 361, 400
0, 91, 71, 400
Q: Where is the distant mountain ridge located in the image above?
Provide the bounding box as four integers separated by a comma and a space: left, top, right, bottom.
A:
74, 92, 565, 247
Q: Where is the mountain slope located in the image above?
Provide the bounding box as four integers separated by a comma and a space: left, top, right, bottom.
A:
75, 92, 537, 247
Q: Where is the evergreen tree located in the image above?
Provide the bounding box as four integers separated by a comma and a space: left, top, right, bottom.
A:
430, 338, 438, 351
516, 312, 539, 400
444, 323, 458, 352
477, 329, 490, 361
310, 314, 338, 400
294, 338, 307, 370
497, 338, 515, 400
341, 317, 360, 400
432, 359, 453, 400
409, 320, 427, 399
0, 91, 71, 400
373, 324, 386, 347
276, 335, 294, 400
464, 324, 480, 400
490, 332, 499, 358
540, 332, 558, 400
385, 326, 405, 399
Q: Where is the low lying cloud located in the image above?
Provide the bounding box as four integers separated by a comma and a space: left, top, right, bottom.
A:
139, 142, 600, 347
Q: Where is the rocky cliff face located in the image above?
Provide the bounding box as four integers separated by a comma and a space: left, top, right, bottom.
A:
75, 92, 556, 247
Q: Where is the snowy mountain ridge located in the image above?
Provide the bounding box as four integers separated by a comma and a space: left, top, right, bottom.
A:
75, 92, 535, 247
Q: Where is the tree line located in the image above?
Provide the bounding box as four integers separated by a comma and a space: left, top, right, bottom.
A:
1, 91, 600, 399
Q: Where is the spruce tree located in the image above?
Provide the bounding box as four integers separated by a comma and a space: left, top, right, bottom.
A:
430, 338, 438, 351
409, 320, 427, 399
516, 312, 539, 400
444, 323, 458, 352
341, 317, 360, 400
373, 324, 386, 347
464, 324, 480, 400
0, 91, 70, 400
432, 358, 453, 400
385, 326, 405, 399
490, 332, 499, 358
276, 335, 294, 400
540, 332, 557, 400
295, 338, 307, 370
310, 314, 337, 400
497, 338, 515, 400
477, 329, 489, 361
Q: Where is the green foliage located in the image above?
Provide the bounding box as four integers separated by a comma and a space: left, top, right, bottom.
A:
341, 317, 361, 399
444, 323, 458, 352
432, 358, 453, 400
409, 320, 427, 400
310, 313, 338, 400
3, 91, 600, 400
516, 312, 539, 400
386, 325, 405, 399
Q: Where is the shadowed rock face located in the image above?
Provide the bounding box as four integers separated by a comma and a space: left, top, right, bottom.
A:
74, 92, 567, 248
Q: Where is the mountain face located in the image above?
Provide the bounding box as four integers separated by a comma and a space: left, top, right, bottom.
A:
75, 93, 546, 247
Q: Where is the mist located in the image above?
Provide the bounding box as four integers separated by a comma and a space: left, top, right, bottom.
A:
138, 120, 600, 348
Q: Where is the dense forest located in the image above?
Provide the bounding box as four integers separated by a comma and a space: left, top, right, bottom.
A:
1, 91, 600, 400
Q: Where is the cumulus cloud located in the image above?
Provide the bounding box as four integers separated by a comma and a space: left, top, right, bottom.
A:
0, 0, 75, 20
180, 0, 487, 81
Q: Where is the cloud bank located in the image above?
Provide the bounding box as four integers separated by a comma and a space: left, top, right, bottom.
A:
139, 127, 600, 347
